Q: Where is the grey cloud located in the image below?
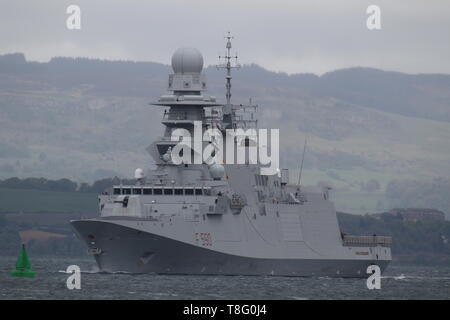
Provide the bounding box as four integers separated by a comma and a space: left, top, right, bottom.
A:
0, 0, 449, 74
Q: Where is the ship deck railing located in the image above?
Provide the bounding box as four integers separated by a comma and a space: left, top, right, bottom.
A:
342, 235, 392, 247
110, 185, 212, 196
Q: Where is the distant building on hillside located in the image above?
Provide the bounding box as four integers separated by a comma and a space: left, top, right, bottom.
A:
389, 208, 446, 222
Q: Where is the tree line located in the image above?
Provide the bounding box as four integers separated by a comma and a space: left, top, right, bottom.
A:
337, 212, 450, 265
0, 177, 135, 194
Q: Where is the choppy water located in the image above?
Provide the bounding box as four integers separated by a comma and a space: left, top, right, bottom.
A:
0, 256, 449, 300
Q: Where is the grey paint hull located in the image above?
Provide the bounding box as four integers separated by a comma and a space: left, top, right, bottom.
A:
69, 44, 392, 279
71, 220, 389, 278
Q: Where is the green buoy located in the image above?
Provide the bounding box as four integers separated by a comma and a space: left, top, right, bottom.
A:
10, 243, 36, 278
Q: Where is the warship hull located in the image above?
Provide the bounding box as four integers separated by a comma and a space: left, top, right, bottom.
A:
71, 219, 389, 278
70, 42, 392, 279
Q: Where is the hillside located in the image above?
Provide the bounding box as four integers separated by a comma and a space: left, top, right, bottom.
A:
0, 187, 97, 214
337, 212, 450, 266
1, 53, 450, 213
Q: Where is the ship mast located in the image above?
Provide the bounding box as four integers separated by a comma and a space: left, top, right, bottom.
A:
217, 32, 241, 126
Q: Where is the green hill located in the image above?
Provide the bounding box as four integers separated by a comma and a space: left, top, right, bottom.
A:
0, 188, 97, 214
1, 54, 450, 214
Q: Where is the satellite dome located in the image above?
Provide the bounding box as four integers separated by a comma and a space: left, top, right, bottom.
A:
171, 48, 203, 74
134, 168, 144, 179
209, 163, 225, 180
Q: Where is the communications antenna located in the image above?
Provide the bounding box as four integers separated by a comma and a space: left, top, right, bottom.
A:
217, 32, 241, 122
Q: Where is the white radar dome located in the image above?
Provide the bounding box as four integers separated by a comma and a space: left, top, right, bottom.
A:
171, 47, 204, 74
209, 163, 225, 180
134, 168, 144, 179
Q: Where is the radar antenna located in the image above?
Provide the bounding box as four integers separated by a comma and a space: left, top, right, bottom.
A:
217, 32, 241, 119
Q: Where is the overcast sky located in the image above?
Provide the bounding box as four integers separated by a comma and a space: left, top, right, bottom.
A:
1, 0, 449, 75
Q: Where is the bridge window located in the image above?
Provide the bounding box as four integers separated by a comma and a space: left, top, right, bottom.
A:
122, 188, 131, 195
143, 188, 152, 195
195, 189, 203, 195
154, 189, 162, 195
164, 189, 173, 195
174, 189, 183, 195
255, 174, 268, 186
113, 188, 121, 195
133, 188, 142, 195
185, 189, 194, 195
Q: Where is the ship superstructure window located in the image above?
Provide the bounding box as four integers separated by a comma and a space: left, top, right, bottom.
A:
262, 176, 268, 186
255, 174, 268, 186
110, 187, 213, 196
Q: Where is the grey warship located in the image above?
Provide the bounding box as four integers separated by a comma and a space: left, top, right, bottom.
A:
71, 35, 392, 277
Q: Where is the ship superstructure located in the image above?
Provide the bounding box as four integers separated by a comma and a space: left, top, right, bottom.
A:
71, 35, 392, 277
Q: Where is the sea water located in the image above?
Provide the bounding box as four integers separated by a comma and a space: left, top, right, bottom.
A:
0, 256, 449, 300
